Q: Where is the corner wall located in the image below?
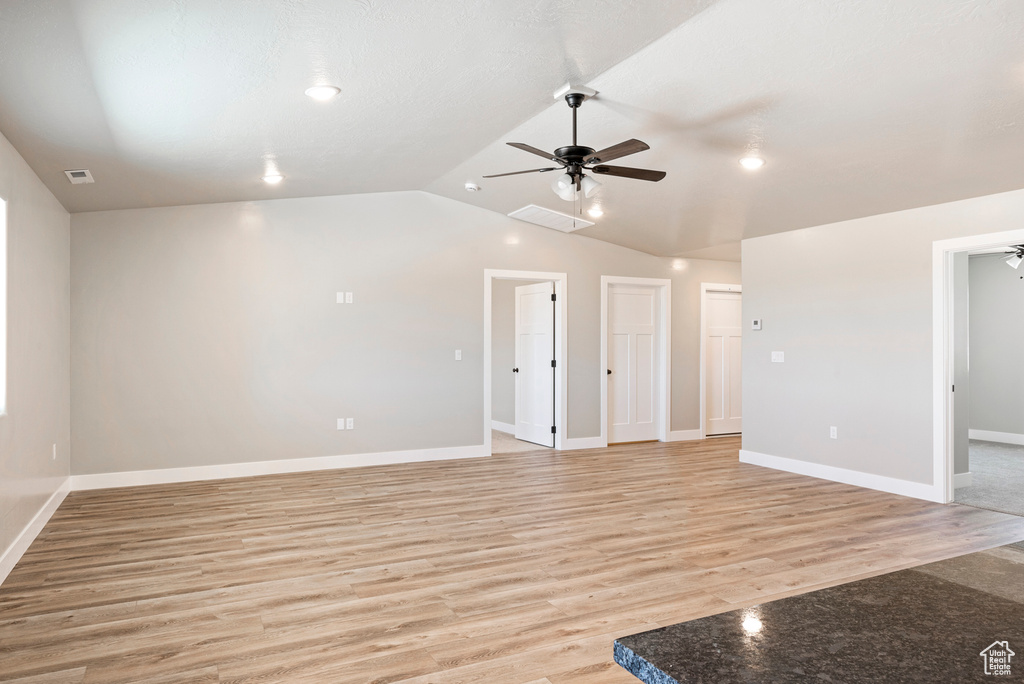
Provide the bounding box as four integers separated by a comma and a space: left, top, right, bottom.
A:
0, 132, 71, 583
71, 192, 739, 477
741, 188, 1024, 498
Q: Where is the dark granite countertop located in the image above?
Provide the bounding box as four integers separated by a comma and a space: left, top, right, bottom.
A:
615, 544, 1024, 683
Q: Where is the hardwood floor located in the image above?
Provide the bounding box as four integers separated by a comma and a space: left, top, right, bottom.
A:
2, 437, 1023, 683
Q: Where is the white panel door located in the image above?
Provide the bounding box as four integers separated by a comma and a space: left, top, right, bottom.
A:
609, 285, 658, 443
515, 282, 554, 447
705, 291, 742, 436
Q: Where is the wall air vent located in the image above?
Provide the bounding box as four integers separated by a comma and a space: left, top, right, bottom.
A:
64, 169, 94, 184
507, 204, 594, 233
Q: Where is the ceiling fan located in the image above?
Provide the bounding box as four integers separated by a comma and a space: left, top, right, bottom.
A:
1004, 244, 1024, 269
484, 87, 666, 201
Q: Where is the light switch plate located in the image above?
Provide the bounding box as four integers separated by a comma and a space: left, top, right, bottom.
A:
830, 426, 838, 439
455, 349, 462, 361
337, 418, 346, 430
771, 351, 785, 363
336, 292, 345, 304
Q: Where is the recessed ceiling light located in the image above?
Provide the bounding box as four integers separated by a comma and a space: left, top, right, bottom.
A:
739, 156, 766, 170
465, 182, 481, 192
305, 85, 341, 101
262, 174, 284, 184
587, 207, 603, 218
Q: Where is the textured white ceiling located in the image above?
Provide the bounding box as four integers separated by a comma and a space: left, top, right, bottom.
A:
0, 0, 712, 212
1, 0, 1023, 259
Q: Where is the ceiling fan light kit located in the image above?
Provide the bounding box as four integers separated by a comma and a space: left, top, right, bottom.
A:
484, 85, 666, 203
1005, 245, 1024, 269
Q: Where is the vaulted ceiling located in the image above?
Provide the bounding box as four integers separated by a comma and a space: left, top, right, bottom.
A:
2, 0, 1023, 260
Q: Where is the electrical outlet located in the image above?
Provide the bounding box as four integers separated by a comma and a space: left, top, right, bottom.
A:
830, 426, 838, 439
345, 292, 353, 304
52, 443, 57, 460
337, 418, 346, 431
346, 418, 354, 430
771, 351, 785, 363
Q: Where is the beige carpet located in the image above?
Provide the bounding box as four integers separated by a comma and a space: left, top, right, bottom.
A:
491, 429, 552, 454
954, 439, 1024, 518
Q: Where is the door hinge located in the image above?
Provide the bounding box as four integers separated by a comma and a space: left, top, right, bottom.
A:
551, 425, 556, 434
551, 359, 556, 368
551, 293, 556, 302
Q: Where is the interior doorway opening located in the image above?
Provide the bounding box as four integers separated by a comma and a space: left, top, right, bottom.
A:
933, 227, 1024, 504
484, 270, 568, 455
948, 248, 1024, 517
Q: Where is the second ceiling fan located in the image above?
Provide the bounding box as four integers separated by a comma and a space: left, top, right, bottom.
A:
484, 87, 666, 201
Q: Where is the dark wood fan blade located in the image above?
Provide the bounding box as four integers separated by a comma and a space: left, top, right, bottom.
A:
507, 142, 561, 162
590, 165, 666, 182
584, 139, 650, 164
482, 168, 558, 178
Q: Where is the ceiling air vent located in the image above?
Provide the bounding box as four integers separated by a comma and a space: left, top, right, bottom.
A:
507, 204, 594, 233
64, 169, 94, 184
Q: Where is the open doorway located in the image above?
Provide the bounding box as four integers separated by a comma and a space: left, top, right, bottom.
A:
949, 248, 1024, 516
933, 227, 1024, 504
484, 270, 568, 455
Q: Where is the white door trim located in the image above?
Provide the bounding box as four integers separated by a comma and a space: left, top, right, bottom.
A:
699, 282, 742, 440
932, 228, 1024, 503
600, 276, 671, 446
484, 269, 568, 454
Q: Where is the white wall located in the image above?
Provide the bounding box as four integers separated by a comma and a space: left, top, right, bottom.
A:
741, 188, 1024, 494
969, 253, 1024, 438
71, 192, 740, 476
0, 131, 71, 582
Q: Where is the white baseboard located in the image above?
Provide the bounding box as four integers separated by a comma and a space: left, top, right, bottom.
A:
969, 429, 1024, 446
491, 420, 516, 434
1, 477, 70, 587
953, 471, 973, 489
561, 436, 605, 450
71, 444, 488, 491
739, 449, 942, 503
665, 429, 702, 442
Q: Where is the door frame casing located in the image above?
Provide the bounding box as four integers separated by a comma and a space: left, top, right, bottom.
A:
699, 282, 742, 439
484, 270, 568, 454
600, 276, 672, 446
932, 228, 1024, 503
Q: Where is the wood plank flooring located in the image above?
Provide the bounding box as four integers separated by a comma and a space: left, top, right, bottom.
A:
2, 437, 1024, 683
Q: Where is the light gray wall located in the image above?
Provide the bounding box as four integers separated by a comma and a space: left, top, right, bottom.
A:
969, 253, 1024, 436
71, 192, 740, 475
490, 279, 543, 428
952, 251, 970, 475
492, 279, 517, 427
742, 188, 1024, 486
0, 132, 71, 559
